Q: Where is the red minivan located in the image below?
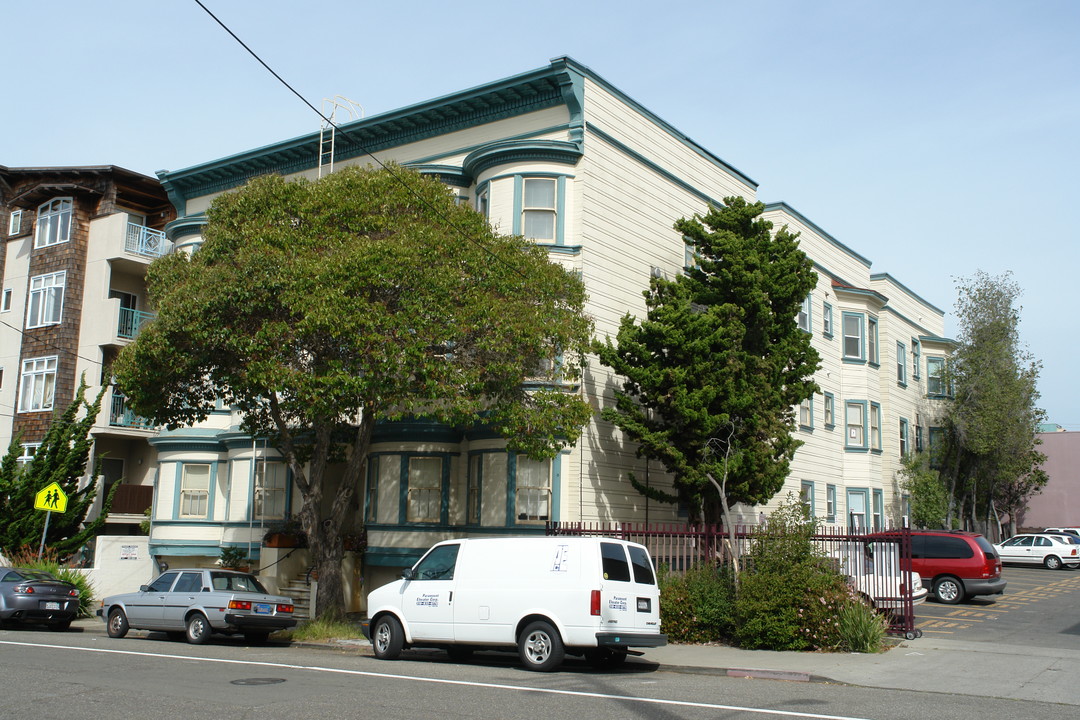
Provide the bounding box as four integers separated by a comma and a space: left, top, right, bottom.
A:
908, 530, 1006, 605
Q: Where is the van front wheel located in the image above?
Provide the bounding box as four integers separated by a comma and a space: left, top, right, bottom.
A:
372, 615, 404, 660
518, 621, 564, 672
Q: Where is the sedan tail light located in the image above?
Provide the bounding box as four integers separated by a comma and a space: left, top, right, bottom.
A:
277, 603, 294, 614
228, 600, 252, 610
14, 586, 34, 594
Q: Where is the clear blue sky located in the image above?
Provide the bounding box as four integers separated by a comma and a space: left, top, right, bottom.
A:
4, 1, 1077, 427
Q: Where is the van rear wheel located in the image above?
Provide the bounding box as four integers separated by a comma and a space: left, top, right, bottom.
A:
372, 615, 404, 660
518, 621, 564, 672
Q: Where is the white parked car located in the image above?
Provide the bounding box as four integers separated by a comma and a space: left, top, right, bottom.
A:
995, 534, 1080, 570
830, 541, 928, 610
98, 568, 297, 644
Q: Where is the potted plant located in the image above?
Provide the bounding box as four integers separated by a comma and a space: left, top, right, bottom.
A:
262, 514, 307, 548
219, 546, 249, 571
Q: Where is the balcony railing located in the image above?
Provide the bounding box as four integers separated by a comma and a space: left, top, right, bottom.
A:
109, 392, 154, 429
125, 223, 171, 258
109, 484, 153, 515
117, 307, 155, 340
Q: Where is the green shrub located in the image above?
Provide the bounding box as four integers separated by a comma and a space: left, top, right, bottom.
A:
6, 545, 96, 618
836, 595, 888, 653
659, 563, 735, 643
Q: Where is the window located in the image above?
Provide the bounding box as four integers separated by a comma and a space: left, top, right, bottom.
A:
826, 484, 837, 523
179, 464, 211, 518
466, 454, 482, 525
477, 188, 489, 218
822, 302, 833, 337
628, 545, 656, 585
896, 342, 906, 385
147, 572, 178, 593
799, 396, 813, 429
899, 418, 909, 456
522, 178, 556, 241
26, 271, 65, 328
911, 339, 921, 379
927, 357, 948, 396
413, 543, 459, 581
872, 490, 883, 531
174, 572, 203, 593
515, 456, 551, 522
928, 427, 945, 468
800, 480, 814, 517
823, 393, 835, 427
870, 403, 881, 451
797, 294, 811, 332
915, 414, 924, 452
19, 356, 57, 412
17, 443, 41, 466
845, 401, 866, 448
8, 210, 21, 236
1, 288, 11, 312
35, 198, 72, 248
600, 542, 631, 582
407, 457, 442, 523
867, 317, 879, 365
254, 460, 287, 520
842, 313, 864, 360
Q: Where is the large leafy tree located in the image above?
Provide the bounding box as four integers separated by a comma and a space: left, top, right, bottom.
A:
595, 197, 819, 530
0, 378, 115, 559
112, 165, 593, 619
936, 270, 1046, 537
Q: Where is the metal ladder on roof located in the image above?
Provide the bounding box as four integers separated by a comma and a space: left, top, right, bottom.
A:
318, 96, 365, 178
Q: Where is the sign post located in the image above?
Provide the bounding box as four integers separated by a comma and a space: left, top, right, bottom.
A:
34, 482, 69, 560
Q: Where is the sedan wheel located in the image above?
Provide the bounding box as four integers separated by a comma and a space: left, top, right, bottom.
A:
186, 613, 211, 645
107, 608, 129, 638
1045, 555, 1063, 570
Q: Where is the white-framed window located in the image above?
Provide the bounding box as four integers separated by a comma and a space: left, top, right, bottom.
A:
867, 317, 879, 365
17, 443, 41, 466
822, 302, 833, 337
179, 463, 211, 518
799, 397, 813, 429
407, 456, 442, 523
842, 312, 863, 360
522, 178, 556, 241
35, 198, 73, 248
826, 484, 837, 523
900, 417, 910, 456
797, 294, 811, 332
8, 210, 22, 236
1, 288, 11, 312
800, 480, 814, 517
846, 401, 866, 448
515, 456, 551, 523
19, 356, 57, 412
911, 339, 921, 379
872, 490, 884, 531
896, 342, 907, 385
26, 271, 65, 328
477, 188, 489, 218
927, 357, 948, 396
823, 393, 835, 427
467, 454, 482, 525
254, 460, 287, 520
870, 402, 882, 451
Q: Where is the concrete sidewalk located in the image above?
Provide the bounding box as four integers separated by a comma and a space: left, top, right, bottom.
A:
70, 617, 1080, 706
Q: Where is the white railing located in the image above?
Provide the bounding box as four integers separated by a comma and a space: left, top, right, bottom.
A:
125, 223, 172, 258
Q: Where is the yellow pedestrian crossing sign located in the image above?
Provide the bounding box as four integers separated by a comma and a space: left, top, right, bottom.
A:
34, 483, 68, 513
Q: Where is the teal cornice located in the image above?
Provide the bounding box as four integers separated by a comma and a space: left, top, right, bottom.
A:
463, 139, 582, 178
407, 164, 471, 187
764, 202, 872, 269
165, 214, 206, 242
919, 335, 957, 348
869, 272, 946, 316
372, 417, 465, 444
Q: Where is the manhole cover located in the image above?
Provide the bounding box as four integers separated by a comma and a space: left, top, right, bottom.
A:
230, 678, 287, 686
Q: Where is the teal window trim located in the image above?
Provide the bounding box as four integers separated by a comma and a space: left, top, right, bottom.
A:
872, 489, 884, 531
466, 451, 483, 526
928, 427, 945, 468
911, 338, 921, 379
842, 312, 865, 363
822, 302, 833, 338
927, 356, 950, 397
475, 180, 490, 219
899, 417, 910, 457
397, 452, 452, 525
867, 316, 880, 368
512, 173, 568, 245
799, 395, 814, 431
896, 342, 907, 387
845, 399, 869, 451
800, 480, 815, 518
826, 484, 837, 523
364, 459, 378, 524
823, 392, 835, 429
870, 402, 882, 453
507, 451, 558, 526
172, 460, 218, 521
846, 488, 870, 530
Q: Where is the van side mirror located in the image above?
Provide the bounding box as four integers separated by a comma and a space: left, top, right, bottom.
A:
400, 568, 416, 581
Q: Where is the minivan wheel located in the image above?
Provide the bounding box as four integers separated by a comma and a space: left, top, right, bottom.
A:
1045, 555, 1063, 570
518, 621, 565, 672
372, 615, 404, 660
934, 576, 964, 605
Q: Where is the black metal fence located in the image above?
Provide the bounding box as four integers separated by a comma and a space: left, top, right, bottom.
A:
547, 521, 917, 637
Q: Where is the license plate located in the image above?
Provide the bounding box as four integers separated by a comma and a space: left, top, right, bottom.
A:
45, 602, 61, 610
254, 603, 272, 615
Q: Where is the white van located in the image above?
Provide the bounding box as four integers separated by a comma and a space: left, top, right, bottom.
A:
362, 536, 667, 671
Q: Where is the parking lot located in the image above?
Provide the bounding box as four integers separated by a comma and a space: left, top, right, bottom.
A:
915, 564, 1080, 648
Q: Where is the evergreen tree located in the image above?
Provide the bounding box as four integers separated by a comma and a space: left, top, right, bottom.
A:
596, 197, 820, 526
0, 378, 115, 558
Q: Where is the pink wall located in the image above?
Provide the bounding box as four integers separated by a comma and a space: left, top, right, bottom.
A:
1016, 432, 1080, 529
